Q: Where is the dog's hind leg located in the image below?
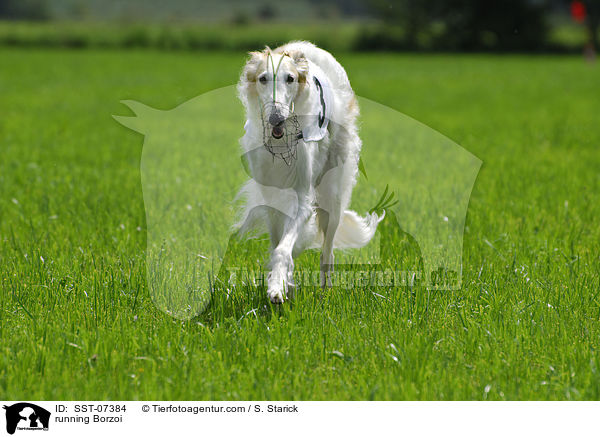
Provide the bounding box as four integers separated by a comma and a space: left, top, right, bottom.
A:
315, 151, 356, 288
317, 205, 341, 289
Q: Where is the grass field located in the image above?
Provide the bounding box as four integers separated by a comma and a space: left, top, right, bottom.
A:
1, 48, 599, 400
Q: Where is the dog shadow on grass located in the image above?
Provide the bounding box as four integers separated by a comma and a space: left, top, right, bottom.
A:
196, 209, 424, 325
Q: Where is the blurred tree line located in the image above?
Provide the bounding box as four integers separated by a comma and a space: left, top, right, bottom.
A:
581, 0, 600, 50
359, 0, 599, 51
0, 0, 49, 20
0, 0, 597, 52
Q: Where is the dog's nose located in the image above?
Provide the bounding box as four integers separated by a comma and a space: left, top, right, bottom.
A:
269, 112, 285, 127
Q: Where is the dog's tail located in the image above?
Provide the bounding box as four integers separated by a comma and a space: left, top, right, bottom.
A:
309, 209, 384, 249
333, 210, 385, 248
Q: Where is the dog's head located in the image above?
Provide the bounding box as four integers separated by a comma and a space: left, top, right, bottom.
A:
240, 48, 308, 139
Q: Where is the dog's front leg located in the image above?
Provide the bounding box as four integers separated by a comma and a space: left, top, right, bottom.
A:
267, 198, 312, 303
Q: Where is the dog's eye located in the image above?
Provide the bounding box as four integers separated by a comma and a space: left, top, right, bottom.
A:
259, 76, 267, 84
286, 74, 295, 84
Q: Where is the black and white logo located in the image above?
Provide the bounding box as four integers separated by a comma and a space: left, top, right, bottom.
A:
3, 403, 50, 435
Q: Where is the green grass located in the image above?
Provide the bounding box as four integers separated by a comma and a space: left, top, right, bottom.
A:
1, 49, 599, 400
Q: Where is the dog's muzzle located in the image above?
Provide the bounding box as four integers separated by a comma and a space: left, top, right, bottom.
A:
261, 102, 302, 165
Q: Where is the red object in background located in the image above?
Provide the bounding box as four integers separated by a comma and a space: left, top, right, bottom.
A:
571, 1, 587, 22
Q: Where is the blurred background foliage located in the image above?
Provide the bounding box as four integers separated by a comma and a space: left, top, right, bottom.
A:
0, 0, 598, 52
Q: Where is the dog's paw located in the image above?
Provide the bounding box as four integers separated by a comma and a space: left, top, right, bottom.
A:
320, 270, 333, 289
320, 253, 334, 289
267, 270, 288, 304
267, 288, 285, 304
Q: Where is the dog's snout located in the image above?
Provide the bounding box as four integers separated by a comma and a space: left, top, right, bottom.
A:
269, 112, 285, 127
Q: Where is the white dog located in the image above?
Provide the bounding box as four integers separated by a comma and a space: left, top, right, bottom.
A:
236, 41, 383, 303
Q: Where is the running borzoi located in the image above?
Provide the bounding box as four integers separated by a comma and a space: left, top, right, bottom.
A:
236, 41, 383, 303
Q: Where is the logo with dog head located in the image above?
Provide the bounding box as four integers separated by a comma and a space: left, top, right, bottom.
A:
3, 403, 50, 434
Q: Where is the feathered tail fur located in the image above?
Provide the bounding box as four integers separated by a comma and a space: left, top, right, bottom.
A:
309, 209, 385, 249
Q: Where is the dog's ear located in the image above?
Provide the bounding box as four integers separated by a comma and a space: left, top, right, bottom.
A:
243, 51, 263, 83
288, 50, 308, 84
238, 51, 264, 105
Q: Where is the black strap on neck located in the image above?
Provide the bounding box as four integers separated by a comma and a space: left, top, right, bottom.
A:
314, 77, 326, 128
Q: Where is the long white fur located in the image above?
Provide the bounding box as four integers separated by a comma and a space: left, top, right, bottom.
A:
236, 41, 383, 303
